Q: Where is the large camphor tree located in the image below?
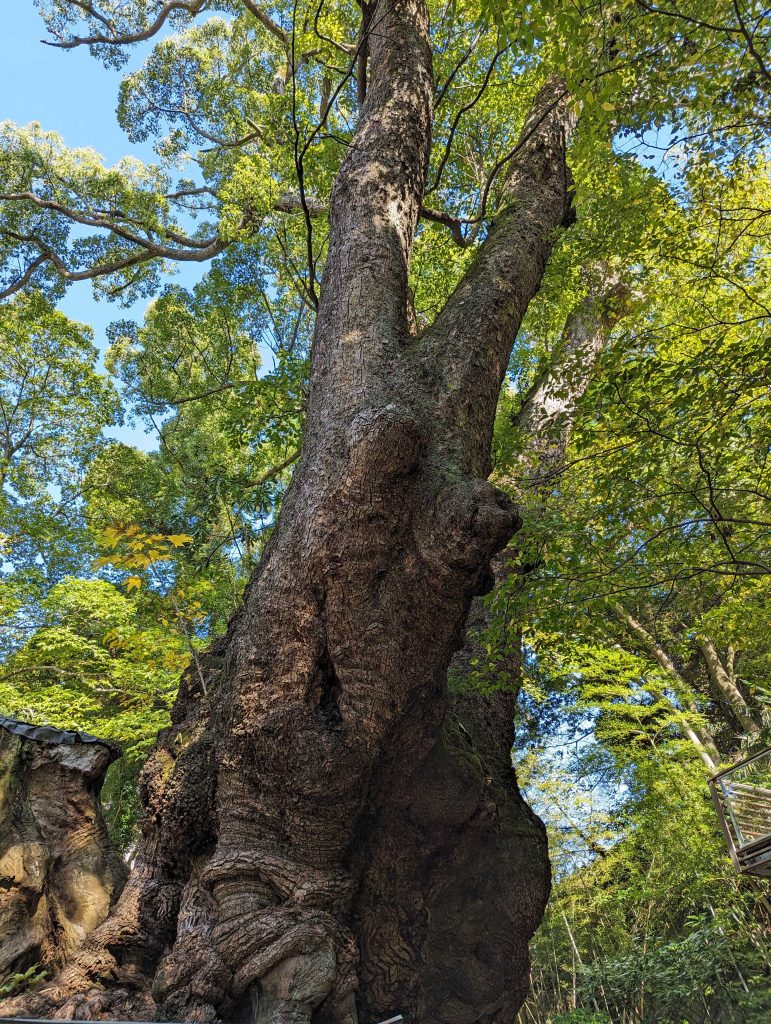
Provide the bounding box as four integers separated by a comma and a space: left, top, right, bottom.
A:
1, 0, 769, 1021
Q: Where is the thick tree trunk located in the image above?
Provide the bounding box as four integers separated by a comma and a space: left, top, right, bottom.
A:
351, 691, 549, 1024
0, 718, 126, 978
0, 4, 576, 1022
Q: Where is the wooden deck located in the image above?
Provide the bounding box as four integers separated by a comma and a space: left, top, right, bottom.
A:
709, 746, 771, 877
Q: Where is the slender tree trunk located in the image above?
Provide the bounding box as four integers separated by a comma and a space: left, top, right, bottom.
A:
609, 601, 720, 770
453, 274, 635, 751
1, 5, 576, 1022
698, 636, 760, 738
512, 270, 631, 494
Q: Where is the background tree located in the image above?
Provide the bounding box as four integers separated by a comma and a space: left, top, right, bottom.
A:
0, 292, 119, 655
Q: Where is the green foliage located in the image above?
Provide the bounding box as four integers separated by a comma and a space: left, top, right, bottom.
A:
0, 120, 200, 302
0, 292, 120, 654
0, 574, 188, 846
0, 292, 118, 498
550, 1013, 610, 1024
519, 736, 771, 1022
0, 964, 47, 996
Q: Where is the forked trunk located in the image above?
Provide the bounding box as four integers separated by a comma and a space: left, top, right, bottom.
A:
0, 2, 576, 1021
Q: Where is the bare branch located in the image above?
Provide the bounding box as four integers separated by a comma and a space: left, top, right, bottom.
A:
419, 204, 469, 246
240, 0, 290, 47
312, 0, 358, 56
698, 635, 760, 736
427, 44, 505, 200
244, 449, 301, 488
0, 227, 226, 301
731, 0, 771, 87
43, 0, 208, 49
433, 27, 485, 107
0, 190, 215, 251
355, 0, 372, 107
0, 184, 327, 299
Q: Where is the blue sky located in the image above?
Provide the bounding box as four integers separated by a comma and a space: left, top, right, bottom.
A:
1, 5, 204, 451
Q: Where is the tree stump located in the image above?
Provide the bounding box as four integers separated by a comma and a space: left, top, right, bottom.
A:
0, 717, 127, 977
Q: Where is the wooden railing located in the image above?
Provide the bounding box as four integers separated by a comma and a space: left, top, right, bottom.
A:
709, 746, 771, 877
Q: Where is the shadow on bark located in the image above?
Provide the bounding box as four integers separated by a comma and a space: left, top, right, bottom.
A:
350, 690, 549, 1024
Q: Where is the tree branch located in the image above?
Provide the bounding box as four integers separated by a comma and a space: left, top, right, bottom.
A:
0, 226, 226, 301
355, 0, 372, 106
426, 44, 505, 200
698, 634, 760, 736
731, 0, 771, 86
510, 273, 633, 491
609, 600, 720, 769
418, 204, 469, 246
0, 185, 327, 299
240, 0, 291, 47
422, 78, 577, 475
42, 0, 209, 49
244, 449, 301, 488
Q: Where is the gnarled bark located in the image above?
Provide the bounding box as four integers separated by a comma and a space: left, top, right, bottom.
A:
0, 718, 126, 978
0, 5, 577, 1022
352, 692, 549, 1024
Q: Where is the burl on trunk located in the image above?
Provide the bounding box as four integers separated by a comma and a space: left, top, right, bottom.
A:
0, 2, 577, 1022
